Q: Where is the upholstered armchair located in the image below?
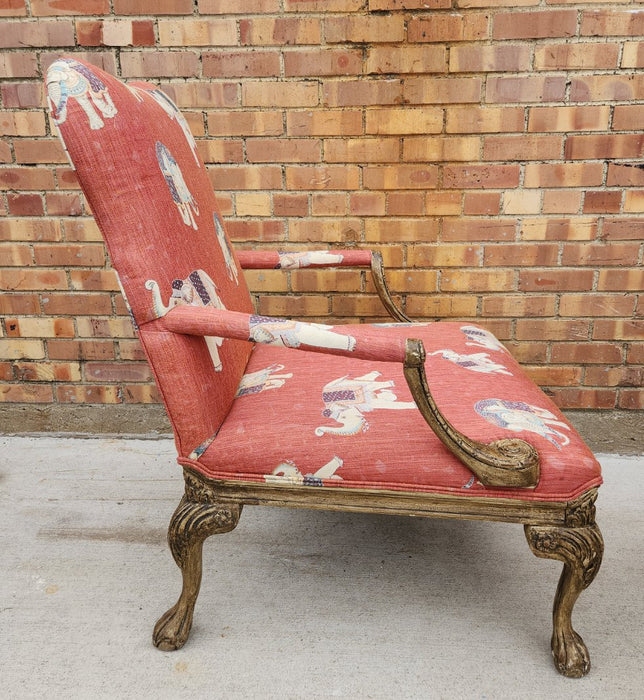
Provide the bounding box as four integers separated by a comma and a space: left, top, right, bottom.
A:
46, 57, 603, 678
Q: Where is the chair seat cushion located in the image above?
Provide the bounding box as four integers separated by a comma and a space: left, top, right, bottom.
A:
185, 322, 601, 502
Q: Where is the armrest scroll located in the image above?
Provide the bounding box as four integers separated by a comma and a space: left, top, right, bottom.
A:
403, 339, 540, 488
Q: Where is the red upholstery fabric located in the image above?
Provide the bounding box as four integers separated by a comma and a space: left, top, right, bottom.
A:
46, 57, 254, 455
185, 321, 601, 502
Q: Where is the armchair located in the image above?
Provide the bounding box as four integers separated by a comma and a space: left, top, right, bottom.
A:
46, 57, 603, 678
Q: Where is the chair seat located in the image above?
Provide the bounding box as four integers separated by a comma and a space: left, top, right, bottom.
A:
184, 322, 601, 502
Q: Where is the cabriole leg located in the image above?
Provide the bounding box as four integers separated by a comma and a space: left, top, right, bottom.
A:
153, 494, 242, 651
524, 522, 603, 678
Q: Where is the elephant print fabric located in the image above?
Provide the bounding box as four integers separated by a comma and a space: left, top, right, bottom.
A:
276, 251, 345, 269
461, 325, 507, 353
316, 371, 416, 436
475, 399, 571, 449
146, 270, 226, 372
214, 214, 239, 285
46, 58, 117, 130
429, 349, 512, 375
235, 364, 293, 397
147, 89, 200, 166
248, 316, 356, 353
264, 456, 344, 486
156, 141, 199, 229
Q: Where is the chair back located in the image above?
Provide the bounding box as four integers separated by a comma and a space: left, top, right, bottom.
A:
46, 57, 254, 455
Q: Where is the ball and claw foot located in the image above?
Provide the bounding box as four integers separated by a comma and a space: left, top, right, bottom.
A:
552, 628, 591, 678
153, 603, 194, 651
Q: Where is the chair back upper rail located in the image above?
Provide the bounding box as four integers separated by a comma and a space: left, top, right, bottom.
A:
46, 57, 254, 456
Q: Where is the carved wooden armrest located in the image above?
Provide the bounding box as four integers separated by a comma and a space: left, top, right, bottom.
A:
236, 249, 410, 323
156, 307, 540, 488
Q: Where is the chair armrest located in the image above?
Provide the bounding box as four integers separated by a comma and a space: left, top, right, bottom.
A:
236, 249, 410, 323
157, 306, 540, 488
158, 305, 407, 364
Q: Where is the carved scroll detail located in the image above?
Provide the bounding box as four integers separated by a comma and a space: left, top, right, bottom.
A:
525, 521, 604, 678
371, 251, 411, 323
153, 486, 242, 651
404, 339, 540, 487
565, 488, 598, 528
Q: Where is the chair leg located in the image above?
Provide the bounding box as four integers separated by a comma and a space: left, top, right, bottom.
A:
153, 494, 242, 651
524, 522, 603, 678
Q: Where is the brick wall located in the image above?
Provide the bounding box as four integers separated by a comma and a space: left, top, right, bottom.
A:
0, 0, 642, 415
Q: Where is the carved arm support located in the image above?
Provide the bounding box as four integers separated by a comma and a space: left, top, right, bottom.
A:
155, 306, 540, 488
236, 248, 410, 322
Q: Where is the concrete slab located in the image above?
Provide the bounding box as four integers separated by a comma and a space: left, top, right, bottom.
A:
1, 436, 642, 699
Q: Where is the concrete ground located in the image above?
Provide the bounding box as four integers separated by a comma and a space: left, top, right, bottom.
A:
1, 436, 642, 699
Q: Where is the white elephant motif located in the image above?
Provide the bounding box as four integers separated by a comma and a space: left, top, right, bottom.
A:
213, 213, 239, 285
46, 58, 117, 130
148, 89, 200, 166
249, 316, 356, 353
264, 456, 343, 486
475, 399, 571, 450
235, 364, 293, 397
276, 251, 345, 269
156, 141, 199, 229
461, 325, 507, 353
315, 371, 416, 437
430, 349, 512, 375
146, 270, 225, 372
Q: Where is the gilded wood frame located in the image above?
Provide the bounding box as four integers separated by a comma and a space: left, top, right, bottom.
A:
153, 468, 602, 678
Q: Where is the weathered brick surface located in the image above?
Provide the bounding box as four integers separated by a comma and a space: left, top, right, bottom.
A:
0, 2, 641, 413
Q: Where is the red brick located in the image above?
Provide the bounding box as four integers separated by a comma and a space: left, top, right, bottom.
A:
225, 220, 285, 242
120, 52, 199, 78
0, 20, 75, 48
0, 167, 55, 190
56, 385, 122, 404
516, 319, 589, 342
366, 46, 446, 74
408, 13, 489, 43
327, 138, 400, 163
425, 191, 461, 216
493, 10, 577, 39
534, 43, 619, 70
483, 243, 558, 267
285, 49, 363, 77
47, 339, 115, 361
311, 193, 347, 216
523, 163, 604, 188
583, 191, 622, 214
441, 269, 515, 293
621, 42, 644, 69
551, 343, 623, 365
581, 10, 644, 37
602, 218, 643, 240
560, 294, 636, 318
593, 320, 643, 341
7, 193, 44, 217
443, 165, 520, 189
363, 165, 439, 190
519, 269, 594, 292
0, 269, 67, 291
0, 293, 40, 314
76, 20, 156, 47
0, 52, 38, 78
273, 193, 309, 217
324, 79, 403, 107
208, 165, 282, 191
483, 135, 563, 161
606, 163, 644, 188
405, 78, 482, 105
463, 192, 500, 216
388, 191, 425, 216
597, 269, 643, 292
241, 17, 321, 45
199, 0, 280, 11
446, 107, 525, 134
0, 111, 47, 136
565, 134, 644, 160
542, 191, 582, 215
0, 0, 27, 16
247, 138, 321, 163
161, 82, 238, 109
365, 218, 439, 242
45, 193, 83, 217
409, 244, 481, 268
404, 137, 480, 162
244, 81, 319, 108
481, 295, 555, 318
0, 384, 54, 403
13, 139, 67, 164
208, 111, 283, 137
486, 76, 566, 103
1, 83, 42, 108
570, 75, 644, 102
450, 44, 531, 72
287, 110, 363, 137
405, 295, 476, 319
443, 219, 516, 242
41, 293, 112, 316
31, 0, 110, 15
618, 390, 644, 410
551, 388, 616, 410
113, 0, 192, 13
288, 218, 362, 243
325, 15, 405, 43
528, 106, 610, 133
